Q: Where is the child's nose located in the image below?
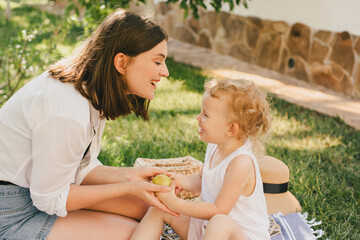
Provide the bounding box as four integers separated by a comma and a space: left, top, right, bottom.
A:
196, 114, 201, 122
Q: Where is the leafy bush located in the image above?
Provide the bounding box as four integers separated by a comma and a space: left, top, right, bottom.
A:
0, 21, 59, 105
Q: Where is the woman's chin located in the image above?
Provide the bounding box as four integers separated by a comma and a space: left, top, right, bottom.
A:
145, 94, 154, 100
133, 91, 154, 100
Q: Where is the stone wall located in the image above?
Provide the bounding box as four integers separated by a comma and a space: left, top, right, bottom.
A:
155, 2, 360, 99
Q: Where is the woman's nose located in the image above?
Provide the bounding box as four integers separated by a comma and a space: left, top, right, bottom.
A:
161, 63, 169, 77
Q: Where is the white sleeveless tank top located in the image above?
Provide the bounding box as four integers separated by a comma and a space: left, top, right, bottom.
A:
201, 140, 270, 240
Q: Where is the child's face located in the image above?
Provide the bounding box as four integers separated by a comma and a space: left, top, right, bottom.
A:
196, 91, 230, 144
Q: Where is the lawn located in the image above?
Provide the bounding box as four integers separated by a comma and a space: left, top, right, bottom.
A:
1, 3, 359, 239
102, 58, 360, 239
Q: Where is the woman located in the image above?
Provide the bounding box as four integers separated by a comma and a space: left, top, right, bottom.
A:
0, 9, 174, 240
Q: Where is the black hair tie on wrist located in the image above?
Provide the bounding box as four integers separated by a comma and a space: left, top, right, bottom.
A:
263, 182, 288, 194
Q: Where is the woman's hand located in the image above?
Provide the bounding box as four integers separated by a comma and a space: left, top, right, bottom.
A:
129, 180, 179, 217
128, 167, 169, 182
156, 182, 177, 205
156, 182, 181, 212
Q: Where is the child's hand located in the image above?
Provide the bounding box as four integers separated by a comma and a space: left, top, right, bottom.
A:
156, 182, 177, 205
169, 173, 185, 194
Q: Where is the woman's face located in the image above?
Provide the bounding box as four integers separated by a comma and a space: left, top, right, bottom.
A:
125, 40, 169, 100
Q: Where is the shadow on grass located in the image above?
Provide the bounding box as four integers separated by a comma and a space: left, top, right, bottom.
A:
166, 58, 209, 93
271, 95, 359, 135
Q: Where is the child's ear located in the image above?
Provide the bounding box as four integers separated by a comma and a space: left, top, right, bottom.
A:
114, 52, 127, 74
227, 122, 240, 137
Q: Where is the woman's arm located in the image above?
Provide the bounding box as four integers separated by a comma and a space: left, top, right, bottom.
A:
77, 166, 179, 216
81, 165, 170, 185
81, 165, 134, 184
66, 180, 179, 216
157, 155, 255, 220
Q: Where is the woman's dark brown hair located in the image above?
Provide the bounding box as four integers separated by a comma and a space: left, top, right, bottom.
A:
48, 9, 168, 120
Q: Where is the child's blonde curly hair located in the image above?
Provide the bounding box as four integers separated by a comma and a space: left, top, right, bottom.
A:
204, 79, 271, 155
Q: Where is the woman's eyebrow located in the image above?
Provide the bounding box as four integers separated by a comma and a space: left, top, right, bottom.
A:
154, 53, 166, 58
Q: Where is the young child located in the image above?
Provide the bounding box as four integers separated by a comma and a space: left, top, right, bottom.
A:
131, 79, 271, 240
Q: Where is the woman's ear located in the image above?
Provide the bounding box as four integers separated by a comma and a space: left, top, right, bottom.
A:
114, 52, 127, 74
227, 122, 240, 137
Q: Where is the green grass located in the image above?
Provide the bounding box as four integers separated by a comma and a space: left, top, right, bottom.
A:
101, 58, 359, 239
1, 3, 359, 239
99, 59, 209, 167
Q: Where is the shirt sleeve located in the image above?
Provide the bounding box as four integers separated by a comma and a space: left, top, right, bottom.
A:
74, 155, 102, 185
73, 120, 105, 185
30, 116, 88, 217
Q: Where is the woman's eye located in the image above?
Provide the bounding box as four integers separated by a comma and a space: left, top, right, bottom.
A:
155, 62, 161, 65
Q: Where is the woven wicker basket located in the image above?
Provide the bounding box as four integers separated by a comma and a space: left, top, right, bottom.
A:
134, 156, 203, 199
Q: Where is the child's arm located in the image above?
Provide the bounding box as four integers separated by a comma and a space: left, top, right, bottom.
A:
171, 165, 203, 193
157, 155, 255, 220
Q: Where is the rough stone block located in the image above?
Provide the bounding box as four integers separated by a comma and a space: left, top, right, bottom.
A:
248, 16, 264, 29
355, 62, 360, 98
207, 12, 221, 37
279, 48, 289, 73
309, 39, 330, 63
156, 1, 171, 15
287, 56, 309, 82
174, 26, 197, 45
188, 17, 201, 34
198, 32, 212, 49
162, 14, 175, 37
330, 31, 355, 75
229, 42, 252, 63
224, 15, 246, 43
287, 23, 311, 60
311, 62, 352, 94
271, 21, 289, 33
354, 37, 360, 56
314, 30, 332, 44
246, 19, 263, 49
255, 33, 283, 70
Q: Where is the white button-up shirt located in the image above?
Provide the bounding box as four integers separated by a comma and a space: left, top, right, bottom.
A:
0, 72, 104, 217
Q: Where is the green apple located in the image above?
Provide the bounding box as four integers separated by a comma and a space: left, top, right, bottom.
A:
152, 174, 171, 186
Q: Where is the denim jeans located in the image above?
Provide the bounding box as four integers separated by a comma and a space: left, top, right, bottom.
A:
0, 184, 57, 240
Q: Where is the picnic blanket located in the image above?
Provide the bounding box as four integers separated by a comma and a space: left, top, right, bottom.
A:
270, 212, 325, 240
161, 212, 325, 240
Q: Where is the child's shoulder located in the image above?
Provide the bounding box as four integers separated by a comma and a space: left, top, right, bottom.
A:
229, 154, 254, 170
225, 154, 255, 183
